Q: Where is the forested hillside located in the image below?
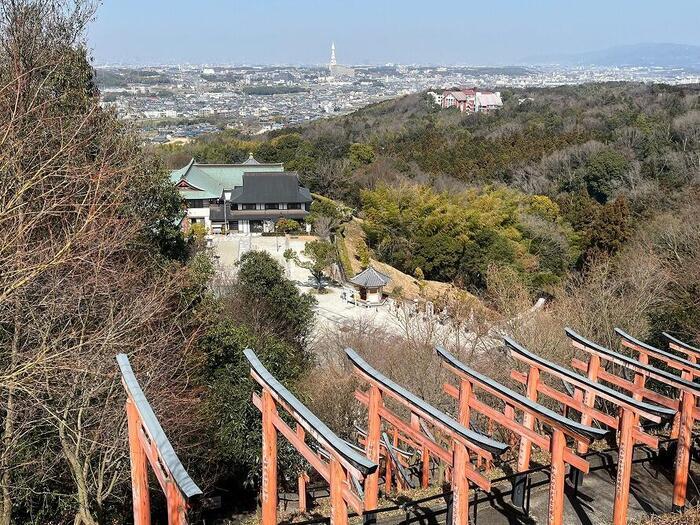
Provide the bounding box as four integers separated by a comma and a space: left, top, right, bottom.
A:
160, 82, 700, 341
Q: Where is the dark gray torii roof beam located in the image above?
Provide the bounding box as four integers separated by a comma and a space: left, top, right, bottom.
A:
344, 348, 508, 456
436, 346, 607, 442
116, 354, 203, 500
663, 332, 700, 355
244, 348, 377, 476
506, 336, 675, 422
616, 328, 700, 373
567, 328, 700, 395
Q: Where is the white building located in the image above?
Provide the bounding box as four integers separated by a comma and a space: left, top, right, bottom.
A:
427, 91, 443, 105
475, 91, 503, 112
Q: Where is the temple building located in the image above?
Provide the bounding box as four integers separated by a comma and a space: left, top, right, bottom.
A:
171, 154, 312, 233
348, 266, 391, 305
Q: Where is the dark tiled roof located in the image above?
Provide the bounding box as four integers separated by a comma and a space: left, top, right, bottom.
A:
230, 172, 312, 204
210, 208, 309, 222
349, 266, 390, 288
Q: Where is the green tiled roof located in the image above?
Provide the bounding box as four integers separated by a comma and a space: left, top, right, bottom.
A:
178, 189, 211, 200
169, 158, 194, 184
171, 157, 284, 200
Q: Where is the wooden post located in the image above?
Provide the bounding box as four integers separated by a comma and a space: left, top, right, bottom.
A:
547, 429, 566, 525
421, 445, 430, 489
409, 413, 430, 488
457, 379, 471, 434
577, 354, 600, 455
504, 404, 517, 446
515, 366, 539, 508
298, 473, 308, 514
261, 390, 278, 525
330, 457, 348, 525
296, 424, 308, 513
364, 386, 382, 510
672, 367, 689, 441
126, 399, 151, 525
452, 379, 471, 525
673, 389, 695, 511
632, 353, 648, 427
166, 481, 187, 525
569, 354, 600, 489
517, 366, 539, 472
612, 408, 634, 525
452, 442, 469, 525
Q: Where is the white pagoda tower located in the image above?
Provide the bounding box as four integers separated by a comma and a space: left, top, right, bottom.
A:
328, 41, 354, 78
329, 42, 337, 68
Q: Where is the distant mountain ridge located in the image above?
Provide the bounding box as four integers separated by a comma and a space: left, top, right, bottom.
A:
523, 43, 700, 68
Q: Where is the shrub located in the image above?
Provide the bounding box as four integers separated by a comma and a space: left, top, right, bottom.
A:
275, 218, 300, 233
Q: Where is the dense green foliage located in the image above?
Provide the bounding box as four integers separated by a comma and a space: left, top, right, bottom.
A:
196, 251, 316, 493
231, 250, 316, 347
160, 82, 700, 294
361, 185, 574, 290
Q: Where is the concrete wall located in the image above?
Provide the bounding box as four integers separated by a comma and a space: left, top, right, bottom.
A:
187, 207, 211, 229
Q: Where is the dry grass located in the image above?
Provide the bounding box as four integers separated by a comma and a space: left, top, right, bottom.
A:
635, 507, 700, 525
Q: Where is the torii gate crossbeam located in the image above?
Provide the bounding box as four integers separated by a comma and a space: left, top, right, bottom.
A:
436, 345, 606, 525
346, 348, 508, 525
117, 354, 202, 525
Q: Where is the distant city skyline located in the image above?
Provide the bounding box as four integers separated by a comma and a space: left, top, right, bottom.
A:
88, 0, 700, 66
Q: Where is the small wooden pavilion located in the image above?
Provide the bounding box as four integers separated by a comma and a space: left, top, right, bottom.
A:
349, 266, 390, 305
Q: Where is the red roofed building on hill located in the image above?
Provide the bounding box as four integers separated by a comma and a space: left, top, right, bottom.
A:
442, 88, 476, 112
441, 87, 502, 113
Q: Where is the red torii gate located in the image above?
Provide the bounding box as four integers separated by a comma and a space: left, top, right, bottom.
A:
663, 332, 700, 365
436, 346, 606, 525
506, 336, 673, 525
345, 348, 509, 525
245, 349, 378, 525
602, 328, 700, 512
117, 354, 202, 525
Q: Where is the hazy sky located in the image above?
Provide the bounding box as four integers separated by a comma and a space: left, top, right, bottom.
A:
87, 0, 700, 65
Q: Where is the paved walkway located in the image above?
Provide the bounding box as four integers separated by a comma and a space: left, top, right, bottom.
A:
366, 447, 697, 525
210, 233, 542, 351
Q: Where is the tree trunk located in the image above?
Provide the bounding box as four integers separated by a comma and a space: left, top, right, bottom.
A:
0, 384, 15, 525
59, 411, 98, 525
0, 295, 22, 525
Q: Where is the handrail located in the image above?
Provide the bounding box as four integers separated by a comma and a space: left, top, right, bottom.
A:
116, 354, 203, 500
615, 328, 700, 373
381, 432, 415, 489
663, 332, 700, 356
505, 337, 674, 421
567, 329, 700, 394
354, 424, 414, 458
344, 348, 508, 456
436, 346, 607, 442
244, 349, 377, 476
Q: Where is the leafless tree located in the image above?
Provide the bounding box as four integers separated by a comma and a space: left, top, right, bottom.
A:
313, 215, 333, 240
0, 2, 206, 523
